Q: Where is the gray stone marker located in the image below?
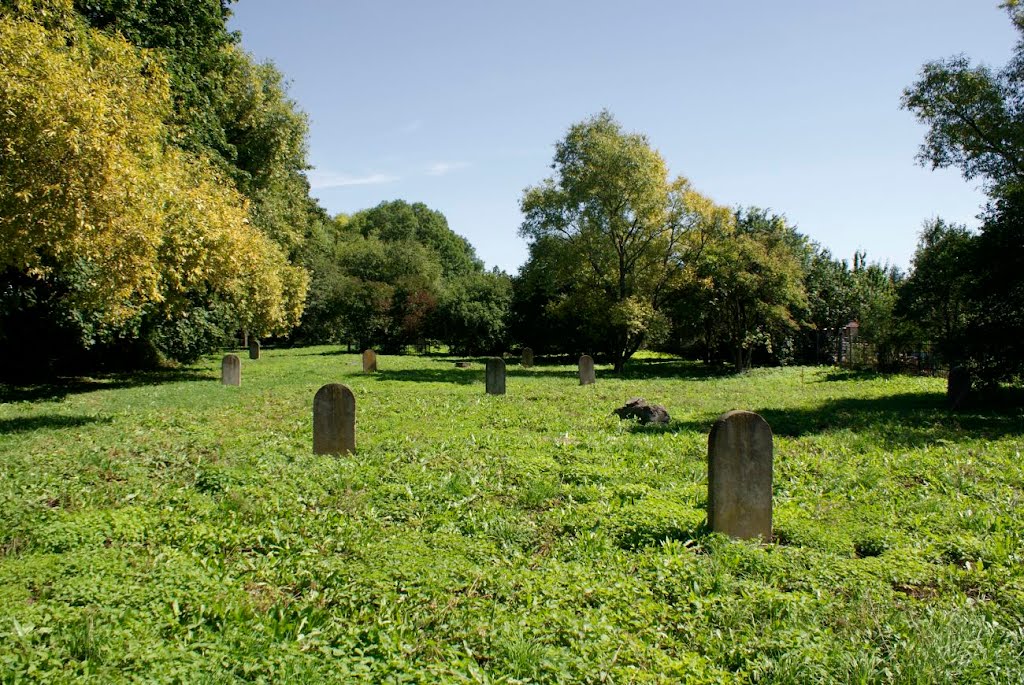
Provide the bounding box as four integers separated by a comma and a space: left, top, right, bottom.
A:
708, 410, 773, 541
249, 339, 260, 360
362, 349, 377, 373
221, 354, 241, 386
486, 357, 506, 395
455, 361, 471, 368
521, 347, 534, 368
947, 366, 971, 410
579, 354, 595, 385
313, 383, 356, 455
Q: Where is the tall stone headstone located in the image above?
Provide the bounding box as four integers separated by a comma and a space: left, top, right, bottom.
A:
708, 410, 773, 541
947, 366, 971, 410
221, 354, 241, 386
248, 339, 261, 360
362, 349, 377, 373
521, 347, 534, 368
486, 357, 506, 395
313, 383, 356, 455
578, 354, 595, 385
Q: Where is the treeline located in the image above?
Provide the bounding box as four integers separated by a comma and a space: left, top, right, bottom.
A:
4, 1, 1024, 386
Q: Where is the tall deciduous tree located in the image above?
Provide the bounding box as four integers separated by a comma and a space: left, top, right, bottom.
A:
519, 111, 694, 371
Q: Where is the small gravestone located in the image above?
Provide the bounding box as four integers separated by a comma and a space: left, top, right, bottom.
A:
455, 361, 471, 368
221, 354, 241, 386
248, 339, 260, 360
313, 383, 356, 455
708, 410, 773, 541
522, 347, 534, 368
486, 357, 506, 395
362, 349, 377, 373
579, 354, 595, 385
947, 366, 971, 410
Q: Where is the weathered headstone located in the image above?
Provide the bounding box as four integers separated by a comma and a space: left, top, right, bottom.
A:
455, 361, 471, 368
486, 357, 506, 395
579, 354, 595, 385
947, 366, 971, 410
708, 410, 773, 541
221, 354, 241, 386
313, 383, 356, 455
248, 339, 261, 360
362, 349, 377, 373
521, 347, 534, 368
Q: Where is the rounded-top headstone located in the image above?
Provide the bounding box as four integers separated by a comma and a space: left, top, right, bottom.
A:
579, 354, 596, 385
362, 349, 377, 373
249, 339, 261, 360
313, 383, 356, 455
708, 410, 773, 541
521, 347, 534, 368
221, 354, 241, 386
486, 357, 506, 395
947, 366, 971, 410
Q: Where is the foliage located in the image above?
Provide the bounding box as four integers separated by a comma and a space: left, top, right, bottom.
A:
519, 111, 706, 371
433, 270, 512, 355
0, 3, 307, 373
1, 351, 1023, 680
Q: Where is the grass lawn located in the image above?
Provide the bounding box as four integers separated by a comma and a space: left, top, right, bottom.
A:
1, 347, 1023, 683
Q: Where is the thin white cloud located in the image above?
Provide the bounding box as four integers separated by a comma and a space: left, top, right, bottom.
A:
426, 161, 471, 176
307, 170, 399, 189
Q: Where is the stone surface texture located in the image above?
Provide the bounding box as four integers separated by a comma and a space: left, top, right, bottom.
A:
221, 354, 241, 386
248, 340, 260, 360
708, 410, 773, 541
613, 397, 669, 424
486, 357, 506, 395
362, 349, 377, 373
313, 383, 356, 455
578, 355, 596, 385
522, 347, 534, 368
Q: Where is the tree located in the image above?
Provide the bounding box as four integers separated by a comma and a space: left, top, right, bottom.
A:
0, 2, 307, 373
519, 111, 694, 371
433, 270, 512, 355
902, 3, 1024, 197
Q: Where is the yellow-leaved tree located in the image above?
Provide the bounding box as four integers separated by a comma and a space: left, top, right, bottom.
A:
0, 1, 306, 367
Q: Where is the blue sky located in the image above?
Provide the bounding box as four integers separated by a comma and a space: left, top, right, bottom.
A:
229, 1, 1017, 273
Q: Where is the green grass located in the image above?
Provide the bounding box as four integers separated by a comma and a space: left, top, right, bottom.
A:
1, 348, 1023, 683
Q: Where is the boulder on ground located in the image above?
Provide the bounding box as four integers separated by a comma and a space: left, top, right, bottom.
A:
613, 397, 670, 424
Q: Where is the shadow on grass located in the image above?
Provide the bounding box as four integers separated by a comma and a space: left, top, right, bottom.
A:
0, 414, 113, 435
373, 368, 482, 385
0, 369, 212, 404
618, 359, 733, 381
659, 390, 1024, 448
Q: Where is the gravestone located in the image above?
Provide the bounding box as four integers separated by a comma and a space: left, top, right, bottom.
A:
248, 339, 260, 360
221, 354, 241, 386
455, 361, 471, 368
947, 366, 971, 410
362, 349, 377, 373
707, 410, 773, 541
579, 354, 595, 385
313, 383, 356, 455
522, 347, 534, 368
486, 357, 506, 395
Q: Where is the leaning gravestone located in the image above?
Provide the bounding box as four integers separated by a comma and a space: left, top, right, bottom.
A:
486, 357, 506, 395
362, 349, 377, 373
947, 366, 971, 410
249, 339, 260, 360
579, 354, 596, 385
313, 383, 356, 455
221, 354, 241, 386
522, 347, 534, 368
707, 410, 773, 541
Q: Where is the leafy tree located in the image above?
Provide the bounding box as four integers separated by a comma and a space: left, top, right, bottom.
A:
681, 208, 807, 369
0, 2, 306, 373
897, 219, 975, 364
519, 111, 696, 371
433, 270, 512, 355
801, 247, 857, 363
